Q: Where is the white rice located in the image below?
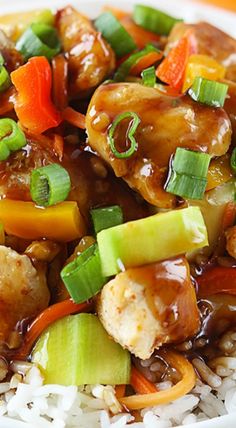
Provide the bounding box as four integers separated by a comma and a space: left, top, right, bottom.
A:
0, 357, 235, 428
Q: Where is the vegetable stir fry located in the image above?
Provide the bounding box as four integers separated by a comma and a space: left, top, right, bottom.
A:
0, 3, 235, 425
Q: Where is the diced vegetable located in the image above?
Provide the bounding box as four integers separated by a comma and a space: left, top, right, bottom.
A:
91, 205, 123, 234
61, 244, 107, 303
166, 148, 211, 200
0, 9, 54, 41
133, 5, 181, 36
11, 56, 61, 134
0, 118, 26, 161
32, 313, 131, 385
30, 164, 71, 207
120, 350, 196, 409
207, 155, 233, 191
108, 112, 140, 158
114, 44, 161, 82
188, 77, 228, 107
15, 300, 92, 361
141, 66, 156, 86
156, 32, 195, 90
231, 147, 236, 174
16, 23, 61, 60
0, 199, 86, 242
94, 12, 136, 57
97, 206, 208, 276
182, 54, 226, 93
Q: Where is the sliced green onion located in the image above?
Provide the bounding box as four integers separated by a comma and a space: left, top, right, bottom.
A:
114, 44, 160, 82
166, 148, 211, 200
30, 164, 71, 207
91, 205, 123, 234
16, 23, 60, 60
33, 9, 55, 26
141, 66, 156, 87
133, 5, 182, 36
173, 148, 211, 177
61, 243, 107, 303
0, 66, 11, 92
0, 54, 11, 92
32, 313, 131, 385
0, 118, 26, 161
188, 77, 228, 108
166, 172, 207, 199
231, 148, 236, 174
94, 12, 136, 57
108, 112, 140, 159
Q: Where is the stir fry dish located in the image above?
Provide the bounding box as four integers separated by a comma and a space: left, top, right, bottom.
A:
0, 3, 235, 427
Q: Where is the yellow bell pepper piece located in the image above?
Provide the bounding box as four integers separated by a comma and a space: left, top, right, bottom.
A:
0, 200, 86, 242
182, 54, 226, 93
0, 9, 54, 41
206, 154, 233, 191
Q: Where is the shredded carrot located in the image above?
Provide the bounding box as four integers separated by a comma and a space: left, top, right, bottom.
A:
52, 54, 68, 110
62, 106, 86, 130
53, 133, 64, 161
120, 351, 196, 410
197, 266, 236, 297
131, 366, 157, 394
130, 51, 163, 76
0, 86, 16, 116
222, 201, 236, 231
115, 385, 126, 398
14, 300, 92, 361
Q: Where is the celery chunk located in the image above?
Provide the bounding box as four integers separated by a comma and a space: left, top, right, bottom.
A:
97, 206, 208, 276
32, 313, 130, 385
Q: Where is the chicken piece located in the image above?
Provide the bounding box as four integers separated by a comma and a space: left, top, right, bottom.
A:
86, 82, 232, 208
0, 29, 23, 72
97, 257, 200, 359
166, 22, 236, 81
56, 6, 115, 98
0, 246, 49, 344
226, 226, 236, 259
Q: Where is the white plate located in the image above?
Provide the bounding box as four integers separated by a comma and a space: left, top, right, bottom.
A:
0, 1, 235, 427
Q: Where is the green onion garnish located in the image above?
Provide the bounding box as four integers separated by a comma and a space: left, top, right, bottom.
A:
91, 205, 123, 234
61, 243, 107, 303
16, 23, 61, 61
0, 118, 26, 161
108, 112, 140, 159
141, 66, 156, 87
133, 4, 182, 36
94, 12, 136, 57
166, 148, 211, 200
0, 55, 11, 93
30, 164, 71, 207
231, 148, 236, 174
188, 77, 228, 108
114, 44, 160, 82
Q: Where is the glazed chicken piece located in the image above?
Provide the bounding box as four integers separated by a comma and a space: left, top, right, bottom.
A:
166, 22, 236, 81
224, 79, 236, 141
0, 245, 49, 344
0, 29, 23, 72
56, 6, 115, 98
225, 226, 236, 259
97, 257, 200, 359
86, 82, 232, 208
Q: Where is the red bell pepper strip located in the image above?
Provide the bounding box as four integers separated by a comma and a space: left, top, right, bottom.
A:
11, 56, 62, 134
156, 31, 197, 91
197, 266, 236, 298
